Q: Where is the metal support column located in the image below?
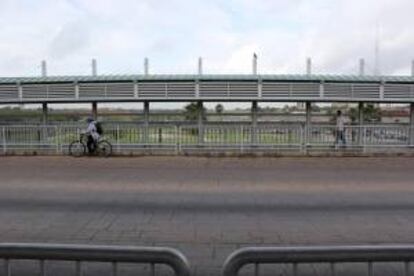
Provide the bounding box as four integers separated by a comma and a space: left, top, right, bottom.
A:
42, 103, 48, 125
144, 58, 149, 75
92, 102, 98, 120
143, 101, 150, 145
252, 54, 258, 75
1, 127, 6, 154
411, 60, 414, 77
251, 101, 258, 144
358, 102, 364, 146
41, 60, 47, 77
92, 59, 97, 76
306, 58, 312, 75
197, 101, 204, 145
41, 102, 48, 144
359, 58, 365, 76
410, 103, 414, 146
305, 102, 311, 147
198, 57, 203, 75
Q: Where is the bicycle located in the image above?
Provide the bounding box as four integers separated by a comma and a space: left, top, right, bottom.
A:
69, 133, 112, 157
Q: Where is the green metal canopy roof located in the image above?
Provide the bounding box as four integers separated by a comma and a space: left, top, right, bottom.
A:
0, 74, 414, 84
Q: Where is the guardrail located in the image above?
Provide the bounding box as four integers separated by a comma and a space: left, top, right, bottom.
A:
0, 124, 412, 155
0, 243, 190, 276
222, 245, 414, 276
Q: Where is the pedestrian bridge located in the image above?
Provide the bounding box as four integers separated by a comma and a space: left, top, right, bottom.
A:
1, 74, 414, 104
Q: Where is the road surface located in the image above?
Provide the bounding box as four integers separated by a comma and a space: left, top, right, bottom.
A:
0, 157, 413, 275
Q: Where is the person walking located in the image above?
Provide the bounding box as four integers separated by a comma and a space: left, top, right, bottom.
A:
335, 110, 346, 148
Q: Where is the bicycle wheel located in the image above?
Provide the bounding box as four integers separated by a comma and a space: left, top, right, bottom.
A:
69, 141, 86, 157
96, 140, 112, 157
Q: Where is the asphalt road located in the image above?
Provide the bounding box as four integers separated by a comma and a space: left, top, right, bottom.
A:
0, 157, 413, 276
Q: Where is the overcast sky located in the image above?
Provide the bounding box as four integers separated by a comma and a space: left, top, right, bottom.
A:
0, 0, 413, 77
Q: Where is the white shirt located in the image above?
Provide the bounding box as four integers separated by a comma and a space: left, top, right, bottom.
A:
336, 115, 346, 131
85, 121, 100, 141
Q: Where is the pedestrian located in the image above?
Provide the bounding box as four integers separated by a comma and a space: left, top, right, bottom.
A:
335, 110, 346, 148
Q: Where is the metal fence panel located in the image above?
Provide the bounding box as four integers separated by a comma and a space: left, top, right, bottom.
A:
0, 243, 190, 276
223, 245, 414, 276
363, 125, 409, 146
308, 125, 410, 148
1, 126, 59, 153
256, 125, 302, 147
0, 123, 412, 155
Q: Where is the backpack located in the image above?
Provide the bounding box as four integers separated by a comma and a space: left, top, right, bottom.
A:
95, 122, 103, 135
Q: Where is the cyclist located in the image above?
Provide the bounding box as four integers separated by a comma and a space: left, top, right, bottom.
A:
84, 117, 100, 154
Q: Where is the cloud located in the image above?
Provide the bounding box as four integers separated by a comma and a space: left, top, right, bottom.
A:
49, 20, 91, 59
0, 0, 413, 77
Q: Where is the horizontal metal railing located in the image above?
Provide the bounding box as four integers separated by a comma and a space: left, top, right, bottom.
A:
0, 124, 412, 154
222, 245, 414, 276
2, 78, 414, 103
0, 243, 190, 276
308, 125, 412, 149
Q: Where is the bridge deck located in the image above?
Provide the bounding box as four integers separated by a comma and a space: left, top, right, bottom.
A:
0, 157, 413, 275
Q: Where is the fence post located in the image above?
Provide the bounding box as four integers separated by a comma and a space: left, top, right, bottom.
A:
240, 125, 244, 154
158, 128, 162, 144
2, 127, 6, 154
116, 125, 120, 153
176, 125, 181, 155
305, 102, 311, 150
410, 103, 414, 147
55, 126, 59, 154
251, 101, 258, 145
363, 126, 366, 153
301, 123, 306, 154
197, 101, 204, 145
358, 102, 364, 146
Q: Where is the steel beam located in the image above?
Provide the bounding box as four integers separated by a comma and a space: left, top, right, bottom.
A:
197, 101, 204, 144
305, 102, 311, 146
92, 102, 98, 120
251, 101, 258, 144
359, 58, 365, 76
144, 58, 149, 75
412, 60, 414, 77
252, 54, 258, 75
42, 103, 48, 125
198, 57, 203, 75
358, 102, 364, 145
306, 58, 312, 75
143, 101, 150, 144
91, 59, 97, 76
410, 103, 414, 146
41, 61, 47, 77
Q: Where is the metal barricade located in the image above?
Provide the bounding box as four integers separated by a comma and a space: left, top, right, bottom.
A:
0, 243, 190, 276
222, 245, 414, 276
